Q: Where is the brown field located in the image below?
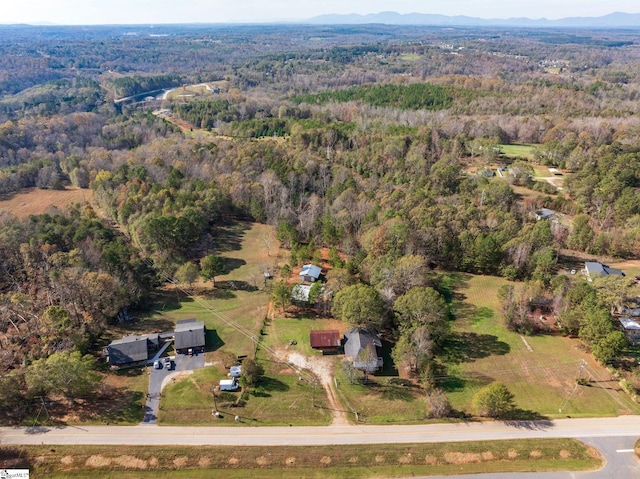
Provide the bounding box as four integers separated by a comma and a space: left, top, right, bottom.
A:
0, 187, 94, 218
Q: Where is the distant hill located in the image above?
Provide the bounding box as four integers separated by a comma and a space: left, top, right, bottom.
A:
305, 11, 640, 28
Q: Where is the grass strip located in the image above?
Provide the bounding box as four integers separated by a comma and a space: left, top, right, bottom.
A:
2, 438, 602, 478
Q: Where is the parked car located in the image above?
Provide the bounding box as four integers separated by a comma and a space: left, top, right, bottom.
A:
153, 360, 162, 369
164, 356, 171, 364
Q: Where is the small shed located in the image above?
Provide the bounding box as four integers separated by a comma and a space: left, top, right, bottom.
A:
310, 330, 342, 353
535, 208, 555, 221
230, 365, 242, 378
174, 318, 206, 354
619, 317, 640, 345
219, 379, 239, 391
291, 284, 312, 303
299, 264, 322, 283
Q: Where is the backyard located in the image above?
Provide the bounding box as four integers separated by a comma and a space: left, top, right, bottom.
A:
440, 273, 640, 418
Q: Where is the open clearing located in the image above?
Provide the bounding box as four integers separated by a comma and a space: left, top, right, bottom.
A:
442, 274, 640, 418
500, 143, 537, 160
1, 439, 601, 478
0, 186, 94, 218
149, 222, 332, 425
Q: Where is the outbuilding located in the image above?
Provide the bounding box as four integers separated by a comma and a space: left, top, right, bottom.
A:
105, 333, 160, 366
299, 264, 322, 283
310, 330, 342, 353
174, 318, 206, 355
219, 379, 239, 391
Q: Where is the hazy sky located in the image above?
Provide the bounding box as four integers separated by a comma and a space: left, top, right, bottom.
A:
2, 0, 638, 25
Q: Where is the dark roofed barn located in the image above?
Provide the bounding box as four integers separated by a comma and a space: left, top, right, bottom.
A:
106, 334, 159, 366
310, 330, 342, 353
174, 319, 206, 354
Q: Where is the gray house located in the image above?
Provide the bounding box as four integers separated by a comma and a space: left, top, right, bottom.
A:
535, 208, 555, 221
344, 329, 383, 373
584, 262, 625, 282
619, 317, 640, 346
105, 333, 159, 366
299, 264, 322, 283
174, 318, 206, 354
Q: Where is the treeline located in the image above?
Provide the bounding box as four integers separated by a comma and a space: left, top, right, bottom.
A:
293, 83, 457, 110
0, 205, 155, 367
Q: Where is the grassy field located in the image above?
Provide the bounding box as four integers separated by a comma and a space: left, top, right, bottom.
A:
334, 367, 427, 424
149, 222, 333, 425
103, 222, 283, 424
165, 81, 230, 100
0, 186, 94, 218
3, 439, 601, 478
500, 143, 537, 160
441, 274, 640, 418
158, 358, 331, 425
139, 221, 280, 357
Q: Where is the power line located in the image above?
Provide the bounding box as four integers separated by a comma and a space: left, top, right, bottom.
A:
105, 214, 318, 384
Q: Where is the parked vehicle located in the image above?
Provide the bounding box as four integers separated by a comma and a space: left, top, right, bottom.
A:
153, 360, 162, 369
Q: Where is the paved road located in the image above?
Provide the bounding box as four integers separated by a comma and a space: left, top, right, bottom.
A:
2, 416, 639, 447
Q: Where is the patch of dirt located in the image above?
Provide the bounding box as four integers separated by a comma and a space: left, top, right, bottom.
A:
283, 351, 349, 425
173, 456, 188, 467
86, 455, 111, 467
256, 456, 270, 466
530, 450, 542, 458
60, 455, 74, 465
320, 456, 332, 465
149, 456, 159, 467
398, 454, 412, 464
114, 456, 147, 469
285, 457, 296, 466
481, 451, 495, 460
375, 455, 385, 463
559, 449, 571, 459
425, 454, 438, 465
198, 457, 211, 468
349, 456, 359, 463
508, 449, 519, 459
227, 457, 240, 465
444, 452, 482, 464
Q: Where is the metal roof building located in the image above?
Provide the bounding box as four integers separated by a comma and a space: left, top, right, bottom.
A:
106, 334, 158, 366
174, 319, 205, 353
299, 264, 322, 282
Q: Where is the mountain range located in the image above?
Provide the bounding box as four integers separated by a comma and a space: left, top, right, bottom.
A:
305, 11, 640, 28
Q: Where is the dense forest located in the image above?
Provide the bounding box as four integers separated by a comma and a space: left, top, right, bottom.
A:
1, 23, 640, 419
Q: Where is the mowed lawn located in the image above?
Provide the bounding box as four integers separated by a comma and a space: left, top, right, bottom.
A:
151, 222, 331, 425
142, 222, 280, 357
500, 143, 537, 160
158, 358, 331, 425
442, 274, 639, 418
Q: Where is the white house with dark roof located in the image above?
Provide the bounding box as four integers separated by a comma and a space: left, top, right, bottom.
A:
584, 261, 625, 282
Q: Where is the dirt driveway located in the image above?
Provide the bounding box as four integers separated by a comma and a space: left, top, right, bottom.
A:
282, 351, 350, 425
